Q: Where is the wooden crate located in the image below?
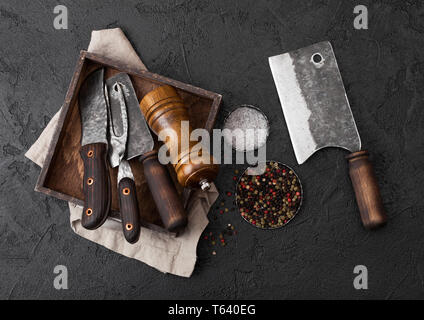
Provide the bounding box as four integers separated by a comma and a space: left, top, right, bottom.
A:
35, 51, 221, 229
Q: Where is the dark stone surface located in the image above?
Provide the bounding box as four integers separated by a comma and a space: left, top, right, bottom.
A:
1, 0, 424, 299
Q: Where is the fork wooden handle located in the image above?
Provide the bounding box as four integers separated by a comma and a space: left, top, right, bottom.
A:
346, 150, 387, 229
118, 177, 141, 244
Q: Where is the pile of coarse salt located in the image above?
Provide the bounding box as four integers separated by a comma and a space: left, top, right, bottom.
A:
223, 105, 269, 152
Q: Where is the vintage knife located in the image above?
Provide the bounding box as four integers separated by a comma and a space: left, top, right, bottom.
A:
78, 68, 111, 230
108, 73, 187, 233
269, 41, 386, 229
106, 78, 141, 243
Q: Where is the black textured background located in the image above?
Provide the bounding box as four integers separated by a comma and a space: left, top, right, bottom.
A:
1, 0, 424, 300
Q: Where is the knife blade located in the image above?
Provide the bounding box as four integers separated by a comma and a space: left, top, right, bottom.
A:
109, 73, 187, 233
116, 75, 154, 160
105, 81, 128, 168
269, 41, 386, 229
106, 78, 140, 243
78, 68, 111, 230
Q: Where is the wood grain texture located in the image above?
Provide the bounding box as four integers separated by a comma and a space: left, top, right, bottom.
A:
35, 52, 222, 232
80, 143, 111, 230
346, 150, 387, 229
139, 85, 219, 188
118, 178, 141, 244
140, 150, 187, 233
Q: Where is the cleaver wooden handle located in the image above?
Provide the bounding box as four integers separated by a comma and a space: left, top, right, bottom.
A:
346, 150, 387, 229
140, 150, 187, 233
80, 143, 111, 230
118, 177, 141, 244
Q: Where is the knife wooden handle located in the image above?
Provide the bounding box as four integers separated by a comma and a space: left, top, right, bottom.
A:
118, 177, 141, 244
140, 150, 187, 233
80, 143, 111, 230
346, 150, 387, 229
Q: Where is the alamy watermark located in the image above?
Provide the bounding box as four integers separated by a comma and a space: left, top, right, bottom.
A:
354, 5, 368, 30
53, 265, 68, 290
156, 122, 268, 175
353, 265, 368, 290
53, 5, 68, 30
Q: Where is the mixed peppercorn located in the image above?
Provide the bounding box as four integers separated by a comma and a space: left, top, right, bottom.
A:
236, 161, 302, 229
204, 223, 236, 247
202, 164, 302, 256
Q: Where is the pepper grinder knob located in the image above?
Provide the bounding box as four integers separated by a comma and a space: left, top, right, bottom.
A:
199, 180, 211, 191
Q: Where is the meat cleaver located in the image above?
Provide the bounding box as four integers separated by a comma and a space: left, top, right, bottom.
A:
269, 41, 386, 229
78, 68, 111, 230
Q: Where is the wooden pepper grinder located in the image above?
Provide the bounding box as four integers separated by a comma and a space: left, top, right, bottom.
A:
139, 85, 219, 190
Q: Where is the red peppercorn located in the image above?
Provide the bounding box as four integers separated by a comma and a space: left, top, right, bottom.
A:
296, 192, 300, 196
227, 192, 232, 196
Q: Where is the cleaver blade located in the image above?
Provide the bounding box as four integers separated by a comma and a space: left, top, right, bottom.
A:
269, 41, 361, 165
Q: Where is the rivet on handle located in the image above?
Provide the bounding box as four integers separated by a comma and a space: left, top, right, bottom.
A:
86, 208, 93, 216
122, 188, 130, 195
87, 150, 94, 158
126, 223, 133, 231
87, 177, 94, 185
